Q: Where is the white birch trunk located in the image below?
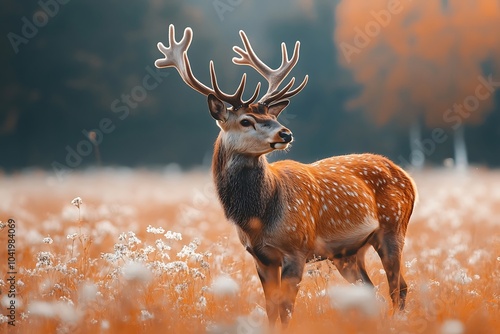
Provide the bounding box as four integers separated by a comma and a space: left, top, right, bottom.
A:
409, 118, 424, 169
454, 125, 468, 171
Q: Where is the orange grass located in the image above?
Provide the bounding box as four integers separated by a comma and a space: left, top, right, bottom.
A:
0, 168, 499, 334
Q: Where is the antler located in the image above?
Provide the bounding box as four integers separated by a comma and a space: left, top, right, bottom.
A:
155, 25, 260, 109
232, 31, 308, 106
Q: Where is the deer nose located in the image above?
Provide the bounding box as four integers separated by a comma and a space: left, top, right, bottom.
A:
279, 129, 293, 143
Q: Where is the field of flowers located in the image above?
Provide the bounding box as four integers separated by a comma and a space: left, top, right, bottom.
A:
0, 167, 499, 334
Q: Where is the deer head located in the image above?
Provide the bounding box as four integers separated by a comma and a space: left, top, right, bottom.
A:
155, 25, 308, 156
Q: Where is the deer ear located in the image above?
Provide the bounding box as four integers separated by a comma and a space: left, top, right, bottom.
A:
208, 94, 228, 121
268, 100, 290, 117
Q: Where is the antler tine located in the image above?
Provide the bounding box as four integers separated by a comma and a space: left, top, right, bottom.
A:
246, 82, 262, 105
262, 75, 309, 106
156, 25, 261, 109
155, 25, 190, 70
155, 25, 213, 96
232, 31, 308, 106
209, 62, 260, 109
232, 31, 273, 78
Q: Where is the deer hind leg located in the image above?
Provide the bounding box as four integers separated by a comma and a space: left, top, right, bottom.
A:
333, 244, 374, 286
333, 255, 363, 284
279, 256, 306, 327
356, 244, 374, 286
370, 230, 406, 310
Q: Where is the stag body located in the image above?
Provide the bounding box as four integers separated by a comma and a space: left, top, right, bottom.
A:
155, 25, 417, 327
213, 134, 416, 324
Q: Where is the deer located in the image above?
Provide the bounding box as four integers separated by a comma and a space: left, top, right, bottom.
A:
155, 25, 418, 328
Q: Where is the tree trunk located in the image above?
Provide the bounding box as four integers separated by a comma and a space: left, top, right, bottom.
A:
454, 124, 468, 171
409, 117, 424, 169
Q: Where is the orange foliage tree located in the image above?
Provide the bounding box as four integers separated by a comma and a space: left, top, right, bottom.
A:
334, 0, 500, 169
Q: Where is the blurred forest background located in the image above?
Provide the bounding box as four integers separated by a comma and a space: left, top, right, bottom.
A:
1, 0, 500, 173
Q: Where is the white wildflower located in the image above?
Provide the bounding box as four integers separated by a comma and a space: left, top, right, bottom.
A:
164, 231, 182, 241
468, 290, 480, 296
327, 285, 380, 317
452, 270, 472, 284
164, 261, 188, 273
36, 252, 53, 267
128, 231, 141, 245
429, 279, 441, 287
155, 239, 171, 253
121, 261, 153, 284
146, 225, 165, 235
196, 296, 207, 310
405, 258, 417, 268
71, 197, 83, 208
191, 268, 206, 279
67, 233, 78, 240
211, 275, 240, 297
141, 245, 156, 256
43, 236, 53, 244
177, 238, 203, 262
140, 309, 154, 321
440, 319, 464, 334
175, 283, 188, 294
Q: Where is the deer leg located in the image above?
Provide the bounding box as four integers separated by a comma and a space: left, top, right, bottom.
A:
333, 255, 364, 284
279, 257, 306, 327
255, 261, 281, 327
333, 244, 374, 286
371, 230, 406, 310
398, 273, 408, 309
356, 244, 374, 286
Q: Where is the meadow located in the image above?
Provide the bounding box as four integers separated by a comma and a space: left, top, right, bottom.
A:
0, 167, 499, 334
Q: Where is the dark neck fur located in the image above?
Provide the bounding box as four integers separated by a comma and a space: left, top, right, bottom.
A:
212, 135, 283, 231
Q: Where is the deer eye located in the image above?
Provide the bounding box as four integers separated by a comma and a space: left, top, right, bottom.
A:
240, 119, 253, 127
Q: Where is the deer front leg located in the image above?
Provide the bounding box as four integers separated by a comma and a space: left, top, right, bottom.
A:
279, 256, 306, 327
255, 261, 281, 327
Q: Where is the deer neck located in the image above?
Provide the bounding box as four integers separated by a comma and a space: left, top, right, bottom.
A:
212, 135, 283, 232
